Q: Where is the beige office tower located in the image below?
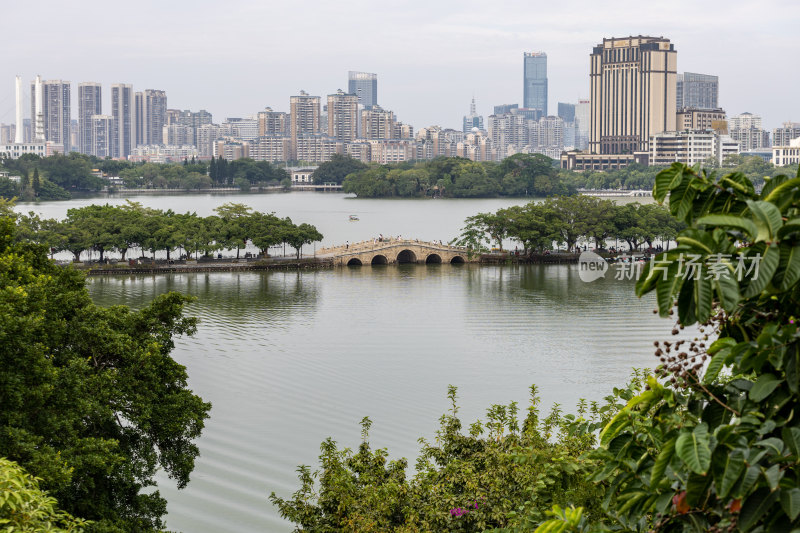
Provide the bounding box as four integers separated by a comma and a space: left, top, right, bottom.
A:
589, 36, 677, 154
327, 90, 358, 142
289, 91, 320, 159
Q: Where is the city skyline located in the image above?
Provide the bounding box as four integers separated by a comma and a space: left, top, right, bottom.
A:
0, 0, 797, 132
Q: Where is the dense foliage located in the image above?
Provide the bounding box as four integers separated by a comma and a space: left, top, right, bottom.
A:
0, 458, 88, 532
0, 206, 211, 531
0, 153, 290, 194
342, 154, 576, 198
452, 196, 682, 253
14, 201, 323, 261
270, 382, 636, 532
312, 153, 369, 185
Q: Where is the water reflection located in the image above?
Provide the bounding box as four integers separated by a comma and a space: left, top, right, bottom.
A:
86, 264, 676, 533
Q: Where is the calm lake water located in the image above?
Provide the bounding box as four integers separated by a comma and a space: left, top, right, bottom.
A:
21, 192, 670, 532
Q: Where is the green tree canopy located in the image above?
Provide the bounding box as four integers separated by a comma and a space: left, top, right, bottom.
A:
0, 215, 211, 530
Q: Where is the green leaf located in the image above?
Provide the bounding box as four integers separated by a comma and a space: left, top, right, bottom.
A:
763, 464, 781, 491
654, 164, 683, 203
686, 471, 711, 507
746, 200, 784, 241
693, 277, 713, 323
783, 426, 800, 457
650, 437, 676, 487
704, 346, 730, 384
600, 411, 631, 447
749, 373, 782, 402
780, 488, 800, 521
676, 424, 711, 475
696, 214, 758, 240
742, 244, 781, 298
717, 449, 745, 499
739, 488, 778, 531
775, 245, 800, 291
762, 177, 800, 206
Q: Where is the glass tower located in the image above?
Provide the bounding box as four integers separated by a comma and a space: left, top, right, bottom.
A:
523, 52, 547, 116
348, 71, 377, 109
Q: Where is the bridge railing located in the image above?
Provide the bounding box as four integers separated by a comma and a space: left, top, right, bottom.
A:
317, 239, 469, 257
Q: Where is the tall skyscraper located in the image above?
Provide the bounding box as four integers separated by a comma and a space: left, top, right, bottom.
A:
145, 90, 167, 145
31, 79, 71, 152
111, 84, 134, 158
348, 71, 377, 109
290, 91, 321, 160
462, 97, 484, 133
90, 115, 114, 158
523, 52, 548, 116
134, 89, 167, 146
78, 83, 102, 155
134, 92, 145, 147
677, 72, 718, 110
589, 36, 677, 154
327, 89, 359, 141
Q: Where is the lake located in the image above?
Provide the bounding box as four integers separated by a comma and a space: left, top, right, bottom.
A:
21, 192, 672, 532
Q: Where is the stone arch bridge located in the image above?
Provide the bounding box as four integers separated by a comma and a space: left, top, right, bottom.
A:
317, 239, 473, 267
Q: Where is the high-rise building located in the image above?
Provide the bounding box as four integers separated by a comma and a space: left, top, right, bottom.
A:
31, 79, 71, 152
574, 99, 590, 150
134, 90, 167, 146
677, 72, 718, 110
348, 71, 377, 109
290, 91, 321, 160
728, 112, 770, 151
111, 84, 134, 158
676, 107, 727, 131
78, 83, 102, 155
773, 122, 800, 147
523, 52, 548, 116
558, 103, 576, 123
361, 106, 395, 140
134, 92, 145, 147
223, 117, 259, 141
90, 115, 114, 158
494, 104, 518, 116
589, 36, 677, 154
327, 89, 359, 142
257, 108, 289, 137
462, 97, 484, 133
145, 90, 167, 145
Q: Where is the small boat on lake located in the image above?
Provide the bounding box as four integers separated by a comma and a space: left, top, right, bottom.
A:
349, 215, 359, 221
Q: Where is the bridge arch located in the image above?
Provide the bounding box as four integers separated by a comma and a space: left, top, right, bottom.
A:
346, 258, 363, 266
425, 253, 442, 264
450, 256, 466, 264
396, 249, 417, 264
371, 255, 388, 265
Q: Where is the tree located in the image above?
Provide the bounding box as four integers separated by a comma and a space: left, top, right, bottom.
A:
282, 222, 323, 259
32, 168, 41, 195
214, 202, 253, 259
312, 154, 368, 185
0, 458, 89, 532
537, 163, 800, 532
271, 386, 603, 532
0, 215, 211, 531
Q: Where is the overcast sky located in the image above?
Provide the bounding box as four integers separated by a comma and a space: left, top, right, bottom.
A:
1, 0, 798, 131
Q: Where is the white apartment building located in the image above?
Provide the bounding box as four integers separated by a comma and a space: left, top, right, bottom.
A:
649, 130, 740, 166
773, 137, 800, 167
